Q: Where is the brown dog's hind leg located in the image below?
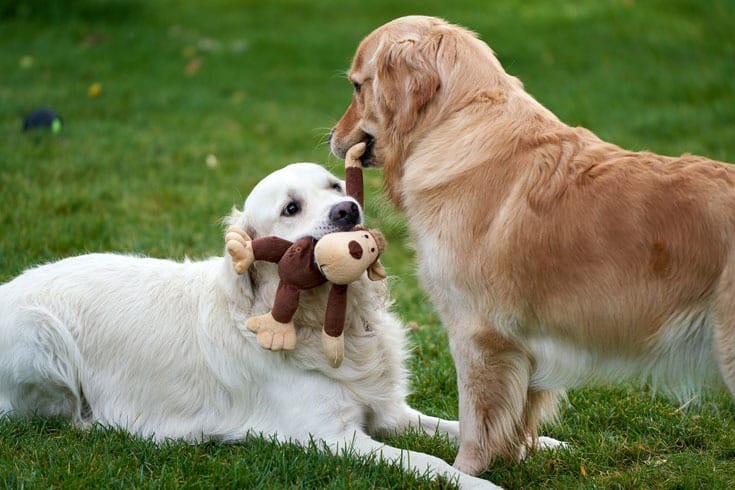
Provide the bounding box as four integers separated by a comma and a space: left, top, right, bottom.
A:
713, 286, 735, 399
714, 323, 735, 399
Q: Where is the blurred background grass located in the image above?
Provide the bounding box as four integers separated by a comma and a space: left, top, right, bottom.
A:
1, 0, 734, 488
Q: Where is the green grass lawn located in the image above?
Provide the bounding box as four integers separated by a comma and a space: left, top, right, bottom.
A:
2, 0, 735, 488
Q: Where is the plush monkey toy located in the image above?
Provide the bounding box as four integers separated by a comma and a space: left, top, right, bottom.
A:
226, 142, 386, 368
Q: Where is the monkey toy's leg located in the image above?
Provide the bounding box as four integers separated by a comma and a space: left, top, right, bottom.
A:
246, 282, 298, 351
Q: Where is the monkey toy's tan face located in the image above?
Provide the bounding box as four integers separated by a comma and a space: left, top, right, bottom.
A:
314, 230, 384, 285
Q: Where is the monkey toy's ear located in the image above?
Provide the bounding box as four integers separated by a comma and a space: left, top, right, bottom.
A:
367, 260, 387, 281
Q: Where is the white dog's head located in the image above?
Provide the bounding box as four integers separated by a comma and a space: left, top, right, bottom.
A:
228, 163, 362, 241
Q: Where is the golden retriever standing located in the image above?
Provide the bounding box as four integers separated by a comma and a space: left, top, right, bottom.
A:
330, 15, 735, 475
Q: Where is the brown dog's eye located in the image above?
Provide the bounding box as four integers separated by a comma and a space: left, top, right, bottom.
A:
352, 81, 361, 93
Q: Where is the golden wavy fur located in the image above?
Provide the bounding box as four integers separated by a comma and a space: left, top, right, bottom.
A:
330, 15, 735, 475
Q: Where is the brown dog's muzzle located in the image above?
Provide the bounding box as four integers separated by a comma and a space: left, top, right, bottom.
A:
329, 100, 375, 163
330, 130, 377, 167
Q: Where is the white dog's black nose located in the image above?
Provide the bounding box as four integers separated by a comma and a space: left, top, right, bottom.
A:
329, 201, 360, 229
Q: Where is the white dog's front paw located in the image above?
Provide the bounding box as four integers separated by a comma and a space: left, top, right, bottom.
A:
518, 435, 569, 460
537, 435, 568, 450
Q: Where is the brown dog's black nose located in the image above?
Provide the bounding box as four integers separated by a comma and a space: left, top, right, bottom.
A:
329, 201, 360, 229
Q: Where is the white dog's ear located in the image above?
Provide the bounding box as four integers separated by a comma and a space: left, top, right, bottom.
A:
375, 32, 445, 134
224, 206, 257, 239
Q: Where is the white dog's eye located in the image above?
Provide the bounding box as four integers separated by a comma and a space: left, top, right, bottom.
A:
282, 201, 300, 217
331, 182, 343, 193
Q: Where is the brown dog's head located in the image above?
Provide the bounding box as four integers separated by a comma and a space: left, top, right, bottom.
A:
329, 16, 513, 205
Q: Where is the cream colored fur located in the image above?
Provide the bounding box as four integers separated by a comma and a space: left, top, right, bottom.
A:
0, 162, 496, 489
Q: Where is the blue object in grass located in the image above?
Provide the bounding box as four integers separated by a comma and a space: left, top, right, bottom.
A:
23, 108, 62, 133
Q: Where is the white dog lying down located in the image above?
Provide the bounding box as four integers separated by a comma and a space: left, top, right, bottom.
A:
0, 163, 498, 489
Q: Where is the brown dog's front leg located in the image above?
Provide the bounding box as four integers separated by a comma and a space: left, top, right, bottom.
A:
449, 322, 533, 475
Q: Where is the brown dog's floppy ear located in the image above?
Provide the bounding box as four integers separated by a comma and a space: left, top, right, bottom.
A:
375, 33, 442, 134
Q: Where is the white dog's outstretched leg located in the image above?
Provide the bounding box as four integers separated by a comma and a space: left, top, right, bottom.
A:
332, 431, 502, 490
378, 405, 460, 441
517, 436, 568, 460
385, 405, 566, 460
